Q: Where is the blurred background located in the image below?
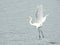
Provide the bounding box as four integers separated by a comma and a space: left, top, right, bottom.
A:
0, 0, 60, 45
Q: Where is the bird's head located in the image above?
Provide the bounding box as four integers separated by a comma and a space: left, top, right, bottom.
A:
26, 16, 32, 19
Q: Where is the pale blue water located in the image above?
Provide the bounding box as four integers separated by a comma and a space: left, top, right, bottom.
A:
0, 0, 60, 45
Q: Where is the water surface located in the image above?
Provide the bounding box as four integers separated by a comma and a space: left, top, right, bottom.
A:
0, 0, 60, 45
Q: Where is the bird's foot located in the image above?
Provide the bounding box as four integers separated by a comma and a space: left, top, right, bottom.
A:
38, 35, 44, 40
39, 35, 41, 38
39, 35, 42, 40
42, 35, 44, 38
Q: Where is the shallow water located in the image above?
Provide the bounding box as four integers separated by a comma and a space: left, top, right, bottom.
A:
0, 0, 60, 45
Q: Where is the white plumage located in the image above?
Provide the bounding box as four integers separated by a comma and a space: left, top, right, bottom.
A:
28, 5, 48, 29
28, 5, 48, 39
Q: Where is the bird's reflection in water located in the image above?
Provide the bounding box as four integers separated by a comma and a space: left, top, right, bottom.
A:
37, 40, 59, 45
38, 42, 59, 45
37, 42, 59, 45
48, 41, 59, 44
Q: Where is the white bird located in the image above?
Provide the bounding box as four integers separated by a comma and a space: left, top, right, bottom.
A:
27, 5, 48, 39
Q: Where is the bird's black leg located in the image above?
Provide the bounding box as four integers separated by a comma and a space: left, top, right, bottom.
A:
38, 27, 44, 39
38, 28, 41, 39
40, 30, 44, 38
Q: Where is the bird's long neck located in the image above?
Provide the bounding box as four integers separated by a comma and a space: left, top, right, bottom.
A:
29, 17, 33, 25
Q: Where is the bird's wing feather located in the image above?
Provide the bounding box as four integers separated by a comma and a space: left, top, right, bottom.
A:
42, 14, 48, 23
35, 5, 44, 23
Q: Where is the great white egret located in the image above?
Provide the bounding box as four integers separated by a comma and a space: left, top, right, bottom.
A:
27, 5, 48, 39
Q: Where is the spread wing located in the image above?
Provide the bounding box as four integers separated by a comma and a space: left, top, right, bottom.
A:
35, 5, 44, 23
